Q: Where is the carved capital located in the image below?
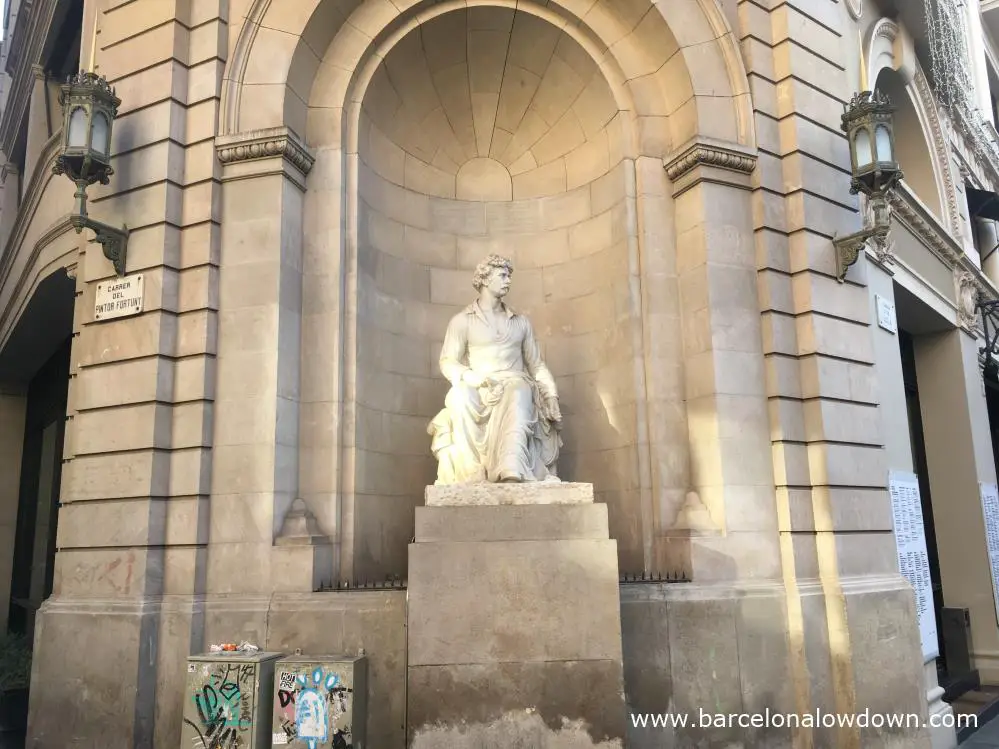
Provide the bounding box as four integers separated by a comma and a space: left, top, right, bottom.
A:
215, 126, 315, 176
663, 139, 757, 182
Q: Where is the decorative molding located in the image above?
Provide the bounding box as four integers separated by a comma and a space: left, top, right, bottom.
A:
913, 68, 962, 236
956, 269, 980, 330
870, 236, 896, 269
889, 184, 964, 268
664, 139, 757, 182
215, 126, 315, 176
846, 0, 863, 19
872, 17, 896, 40
889, 182, 997, 307
219, 0, 272, 137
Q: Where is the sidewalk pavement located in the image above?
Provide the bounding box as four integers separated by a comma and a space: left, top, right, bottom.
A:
962, 712, 999, 747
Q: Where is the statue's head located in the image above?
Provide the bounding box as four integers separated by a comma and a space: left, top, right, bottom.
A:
472, 254, 513, 297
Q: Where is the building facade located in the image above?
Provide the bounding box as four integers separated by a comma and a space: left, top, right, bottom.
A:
1, 0, 999, 746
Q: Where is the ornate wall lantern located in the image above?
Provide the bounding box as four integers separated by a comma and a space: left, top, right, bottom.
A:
979, 298, 999, 387
52, 71, 128, 276
833, 89, 904, 282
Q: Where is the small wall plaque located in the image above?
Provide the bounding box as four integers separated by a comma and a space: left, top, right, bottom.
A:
95, 274, 144, 321
876, 294, 897, 334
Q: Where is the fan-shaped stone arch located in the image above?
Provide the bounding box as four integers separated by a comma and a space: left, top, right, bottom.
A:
222, 0, 755, 158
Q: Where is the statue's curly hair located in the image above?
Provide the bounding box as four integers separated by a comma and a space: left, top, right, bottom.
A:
472, 254, 514, 291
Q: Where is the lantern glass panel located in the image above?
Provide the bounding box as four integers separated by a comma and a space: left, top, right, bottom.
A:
68, 107, 88, 148
92, 112, 110, 156
875, 125, 892, 162
854, 128, 873, 168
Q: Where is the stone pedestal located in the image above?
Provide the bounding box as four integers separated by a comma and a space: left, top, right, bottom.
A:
406, 483, 626, 748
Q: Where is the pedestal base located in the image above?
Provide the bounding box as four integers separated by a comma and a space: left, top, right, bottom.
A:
407, 483, 625, 748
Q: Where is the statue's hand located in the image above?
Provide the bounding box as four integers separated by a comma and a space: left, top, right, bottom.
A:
461, 370, 492, 388
542, 395, 562, 425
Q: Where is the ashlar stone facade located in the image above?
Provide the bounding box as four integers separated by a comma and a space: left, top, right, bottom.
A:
5, 0, 998, 746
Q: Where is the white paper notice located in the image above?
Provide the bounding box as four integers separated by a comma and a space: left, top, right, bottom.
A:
980, 483, 999, 627
888, 471, 939, 662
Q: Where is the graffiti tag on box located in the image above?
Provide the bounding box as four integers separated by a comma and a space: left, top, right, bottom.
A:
183, 662, 256, 749
275, 666, 354, 749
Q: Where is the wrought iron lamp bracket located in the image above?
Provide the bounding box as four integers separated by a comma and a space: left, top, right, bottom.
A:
832, 224, 892, 283
70, 213, 128, 276
58, 173, 129, 276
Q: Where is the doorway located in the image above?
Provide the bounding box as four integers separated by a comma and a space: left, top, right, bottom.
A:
7, 338, 70, 639
899, 328, 948, 682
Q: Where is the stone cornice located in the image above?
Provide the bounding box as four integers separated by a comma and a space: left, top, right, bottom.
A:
888, 182, 997, 305
215, 126, 315, 176
888, 184, 962, 268
664, 139, 757, 182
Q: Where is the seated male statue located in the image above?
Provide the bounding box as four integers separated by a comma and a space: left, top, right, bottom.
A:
428, 254, 563, 484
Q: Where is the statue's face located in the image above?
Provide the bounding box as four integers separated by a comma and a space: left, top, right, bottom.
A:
485, 266, 511, 298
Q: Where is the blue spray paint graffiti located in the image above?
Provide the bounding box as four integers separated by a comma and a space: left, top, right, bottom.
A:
276, 664, 355, 748
295, 668, 339, 749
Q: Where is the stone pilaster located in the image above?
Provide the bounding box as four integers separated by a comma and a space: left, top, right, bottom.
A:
0, 163, 20, 264
211, 126, 324, 595
23, 65, 49, 181
738, 1, 930, 746
666, 143, 780, 581
915, 329, 999, 682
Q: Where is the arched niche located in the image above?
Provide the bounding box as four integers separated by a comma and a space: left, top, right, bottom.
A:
223, 0, 755, 152
219, 0, 759, 582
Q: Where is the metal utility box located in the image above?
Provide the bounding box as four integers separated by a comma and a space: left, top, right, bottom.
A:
271, 655, 368, 748
180, 651, 284, 749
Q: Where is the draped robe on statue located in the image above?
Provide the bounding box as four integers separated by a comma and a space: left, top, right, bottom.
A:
428, 300, 562, 484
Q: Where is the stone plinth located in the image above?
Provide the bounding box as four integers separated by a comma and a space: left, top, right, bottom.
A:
407, 482, 626, 748
425, 481, 594, 506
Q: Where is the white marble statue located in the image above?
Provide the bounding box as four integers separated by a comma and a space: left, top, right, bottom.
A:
428, 254, 563, 484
